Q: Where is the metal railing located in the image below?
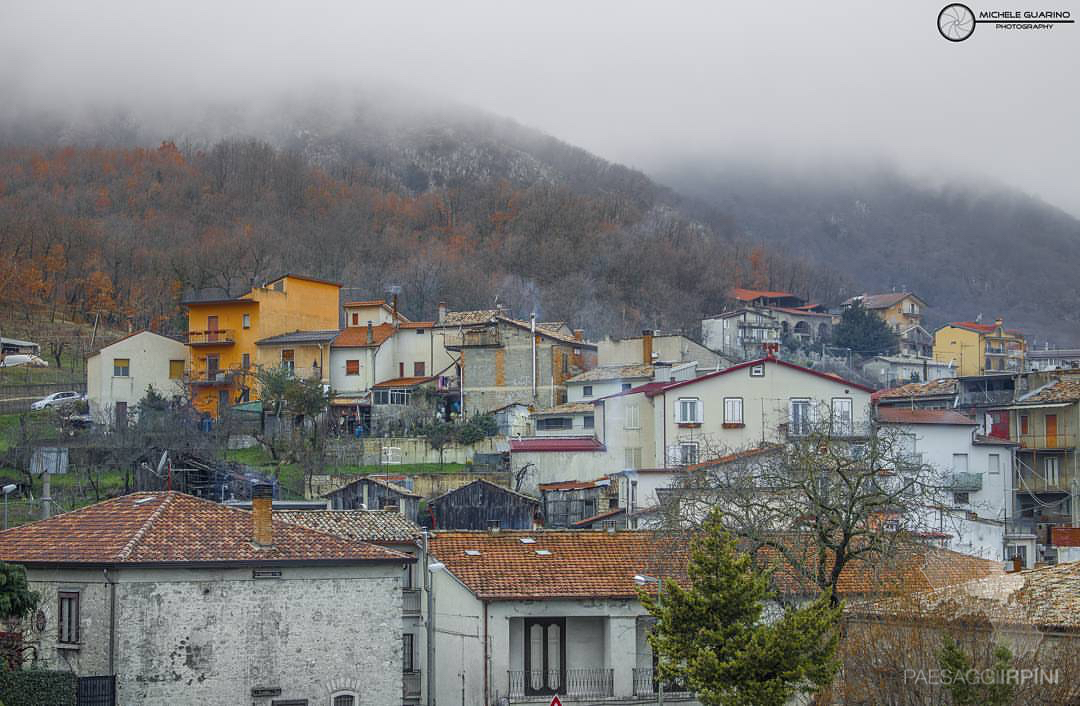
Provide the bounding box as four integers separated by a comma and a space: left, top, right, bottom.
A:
187, 329, 236, 345
507, 668, 613, 700
402, 588, 421, 616
184, 368, 246, 386
957, 389, 1015, 405
632, 668, 691, 697
949, 472, 983, 492
1015, 470, 1072, 493
403, 670, 422, 700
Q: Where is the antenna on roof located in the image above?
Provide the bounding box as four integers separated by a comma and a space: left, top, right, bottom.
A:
975, 313, 983, 323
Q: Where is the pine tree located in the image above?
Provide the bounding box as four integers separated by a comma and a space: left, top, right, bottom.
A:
0, 561, 38, 621
641, 510, 842, 706
938, 635, 1015, 706
832, 301, 899, 357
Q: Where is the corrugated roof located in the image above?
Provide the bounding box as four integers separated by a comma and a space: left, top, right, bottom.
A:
537, 478, 609, 492
371, 376, 436, 389
275, 509, 421, 545
876, 408, 977, 425
0, 492, 408, 565
509, 437, 606, 452
565, 364, 654, 383
255, 329, 339, 346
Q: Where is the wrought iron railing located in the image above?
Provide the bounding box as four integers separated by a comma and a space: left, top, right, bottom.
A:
187, 329, 236, 345
506, 668, 613, 700
949, 472, 983, 492
632, 668, 690, 697
402, 588, 421, 616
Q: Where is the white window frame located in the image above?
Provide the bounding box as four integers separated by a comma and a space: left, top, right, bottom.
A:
624, 447, 642, 469
723, 397, 744, 425
677, 397, 702, 424
679, 441, 699, 465
988, 453, 1001, 474
582, 385, 593, 397
624, 404, 640, 430
1044, 456, 1060, 485
789, 398, 811, 436
831, 397, 853, 436
952, 453, 969, 473
750, 364, 765, 377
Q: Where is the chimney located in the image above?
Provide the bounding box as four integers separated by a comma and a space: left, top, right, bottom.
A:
437, 302, 447, 325
573, 329, 584, 341
995, 317, 1004, 330
366, 321, 374, 345
252, 483, 274, 548
1008, 555, 1023, 573
642, 329, 653, 366
392, 294, 400, 328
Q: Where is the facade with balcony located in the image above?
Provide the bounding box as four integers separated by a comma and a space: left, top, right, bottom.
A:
933, 319, 1026, 377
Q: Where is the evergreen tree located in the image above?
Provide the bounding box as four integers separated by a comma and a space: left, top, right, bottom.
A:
832, 302, 898, 357
938, 635, 1015, 706
641, 510, 842, 706
0, 562, 38, 621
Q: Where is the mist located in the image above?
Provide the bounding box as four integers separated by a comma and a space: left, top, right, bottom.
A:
1, 0, 1078, 214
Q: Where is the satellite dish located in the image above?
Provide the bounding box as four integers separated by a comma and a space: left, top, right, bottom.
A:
156, 451, 169, 475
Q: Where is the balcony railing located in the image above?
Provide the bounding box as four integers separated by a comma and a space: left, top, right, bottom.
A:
507, 669, 613, 700
632, 668, 691, 697
184, 368, 247, 386
949, 472, 983, 492
403, 670, 421, 700
402, 588, 421, 616
1017, 433, 1076, 450
187, 329, 236, 346
442, 330, 503, 349
1016, 470, 1072, 494
957, 389, 1015, 406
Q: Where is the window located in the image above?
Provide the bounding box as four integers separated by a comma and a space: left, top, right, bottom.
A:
374, 389, 389, 405
624, 404, 640, 430
345, 360, 360, 376
988, 454, 1001, 474
1006, 544, 1027, 566
390, 389, 410, 405
524, 618, 565, 696
677, 398, 702, 424
113, 358, 130, 377
241, 353, 251, 370
583, 385, 593, 397
333, 696, 355, 706
953, 492, 970, 505
206, 354, 220, 376
624, 447, 642, 469
402, 634, 415, 673
1045, 456, 1060, 486
621, 383, 632, 392
242, 313, 251, 329
415, 328, 425, 334
952, 454, 969, 473
679, 442, 699, 465
399, 362, 405, 378
1020, 415, 1029, 435
281, 349, 295, 373
723, 397, 744, 425
750, 364, 765, 377
789, 399, 811, 436
414, 362, 426, 376
168, 359, 184, 380
583, 415, 594, 429
831, 397, 853, 436
561, 353, 569, 375
402, 563, 413, 589
351, 312, 359, 326
537, 417, 573, 431
58, 591, 79, 645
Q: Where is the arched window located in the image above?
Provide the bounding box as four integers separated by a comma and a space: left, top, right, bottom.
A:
332, 693, 357, 706
793, 321, 811, 338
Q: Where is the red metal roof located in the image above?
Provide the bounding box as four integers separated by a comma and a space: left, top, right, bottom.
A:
510, 437, 606, 453
876, 408, 977, 425
947, 321, 1023, 336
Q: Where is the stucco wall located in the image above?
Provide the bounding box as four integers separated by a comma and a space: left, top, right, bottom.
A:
87, 332, 188, 424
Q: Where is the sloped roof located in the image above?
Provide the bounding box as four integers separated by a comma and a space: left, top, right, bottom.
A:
0, 492, 408, 565
565, 364, 654, 383
332, 323, 396, 348
731, 287, 799, 301
537, 478, 610, 492
428, 530, 686, 601
275, 509, 421, 545
685, 445, 781, 472
944, 321, 1024, 336
648, 357, 873, 396
327, 475, 422, 499
1017, 378, 1080, 404
428, 478, 540, 507
874, 378, 959, 400
532, 402, 595, 416
255, 329, 339, 346
371, 375, 436, 389
509, 437, 606, 452
265, 273, 342, 288
876, 408, 977, 425
89, 329, 185, 356
440, 309, 501, 326
844, 292, 925, 310
438, 310, 595, 349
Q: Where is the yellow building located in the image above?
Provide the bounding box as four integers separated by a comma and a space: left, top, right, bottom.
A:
933, 319, 1026, 376
184, 274, 341, 416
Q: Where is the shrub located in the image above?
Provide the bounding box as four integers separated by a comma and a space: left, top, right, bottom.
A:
0, 670, 77, 706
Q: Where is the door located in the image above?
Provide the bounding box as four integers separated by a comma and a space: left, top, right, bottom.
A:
524, 618, 565, 696
206, 315, 219, 342
218, 389, 229, 413
114, 402, 127, 429
1046, 414, 1058, 448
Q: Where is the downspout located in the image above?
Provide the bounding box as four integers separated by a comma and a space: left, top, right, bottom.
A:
662, 391, 668, 469
482, 600, 490, 706
104, 568, 116, 675
530, 314, 537, 401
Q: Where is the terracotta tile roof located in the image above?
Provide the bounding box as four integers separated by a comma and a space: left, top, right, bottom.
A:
532, 402, 595, 416
328, 476, 422, 499
332, 323, 396, 348
844, 292, 924, 310
509, 437, 606, 453
537, 478, 610, 492
850, 562, 1080, 633
399, 321, 434, 329
874, 378, 958, 400
428, 530, 687, 601
275, 509, 421, 545
565, 364, 654, 383
946, 321, 1024, 336
731, 287, 799, 301
1017, 378, 1080, 404
371, 375, 436, 389
876, 408, 977, 425
0, 492, 409, 565
440, 309, 501, 326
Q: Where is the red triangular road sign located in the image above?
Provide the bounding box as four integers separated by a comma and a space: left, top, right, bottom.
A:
549, 697, 563, 706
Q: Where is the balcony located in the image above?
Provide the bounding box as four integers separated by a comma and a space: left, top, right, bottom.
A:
442, 329, 503, 349
403, 670, 421, 701
1016, 470, 1072, 494
1017, 433, 1076, 450
507, 669, 613, 701
632, 668, 692, 698
402, 588, 421, 616
957, 389, 1015, 406
949, 472, 983, 492
187, 329, 236, 346
184, 368, 247, 387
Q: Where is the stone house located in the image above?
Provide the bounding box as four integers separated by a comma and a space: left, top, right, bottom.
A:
0, 489, 412, 706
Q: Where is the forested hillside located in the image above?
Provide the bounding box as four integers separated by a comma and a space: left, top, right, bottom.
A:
0, 100, 842, 339
660, 161, 1080, 343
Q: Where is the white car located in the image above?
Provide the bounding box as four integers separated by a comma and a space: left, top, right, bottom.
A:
30, 391, 85, 411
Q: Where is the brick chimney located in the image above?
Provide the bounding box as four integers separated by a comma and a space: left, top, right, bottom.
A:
252, 483, 274, 548
642, 329, 654, 366
437, 302, 447, 325
573, 329, 584, 341
366, 321, 374, 345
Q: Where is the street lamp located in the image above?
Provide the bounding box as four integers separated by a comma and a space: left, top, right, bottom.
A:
2, 484, 16, 530
634, 574, 664, 705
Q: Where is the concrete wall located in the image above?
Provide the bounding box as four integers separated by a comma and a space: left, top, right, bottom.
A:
87, 331, 188, 424
329, 346, 378, 394
323, 435, 505, 467
26, 563, 404, 706
513, 449, 619, 495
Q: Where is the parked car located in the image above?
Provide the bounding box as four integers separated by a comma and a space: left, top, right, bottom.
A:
30, 391, 85, 411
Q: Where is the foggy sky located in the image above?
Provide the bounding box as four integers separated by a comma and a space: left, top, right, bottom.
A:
1, 0, 1078, 215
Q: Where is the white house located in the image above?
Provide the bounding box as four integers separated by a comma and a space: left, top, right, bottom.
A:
85, 330, 188, 426
0, 489, 412, 706
427, 530, 695, 706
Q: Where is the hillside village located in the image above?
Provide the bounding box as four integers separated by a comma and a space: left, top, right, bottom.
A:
1, 273, 1080, 705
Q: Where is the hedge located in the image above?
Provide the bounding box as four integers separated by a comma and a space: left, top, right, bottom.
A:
0, 670, 76, 706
